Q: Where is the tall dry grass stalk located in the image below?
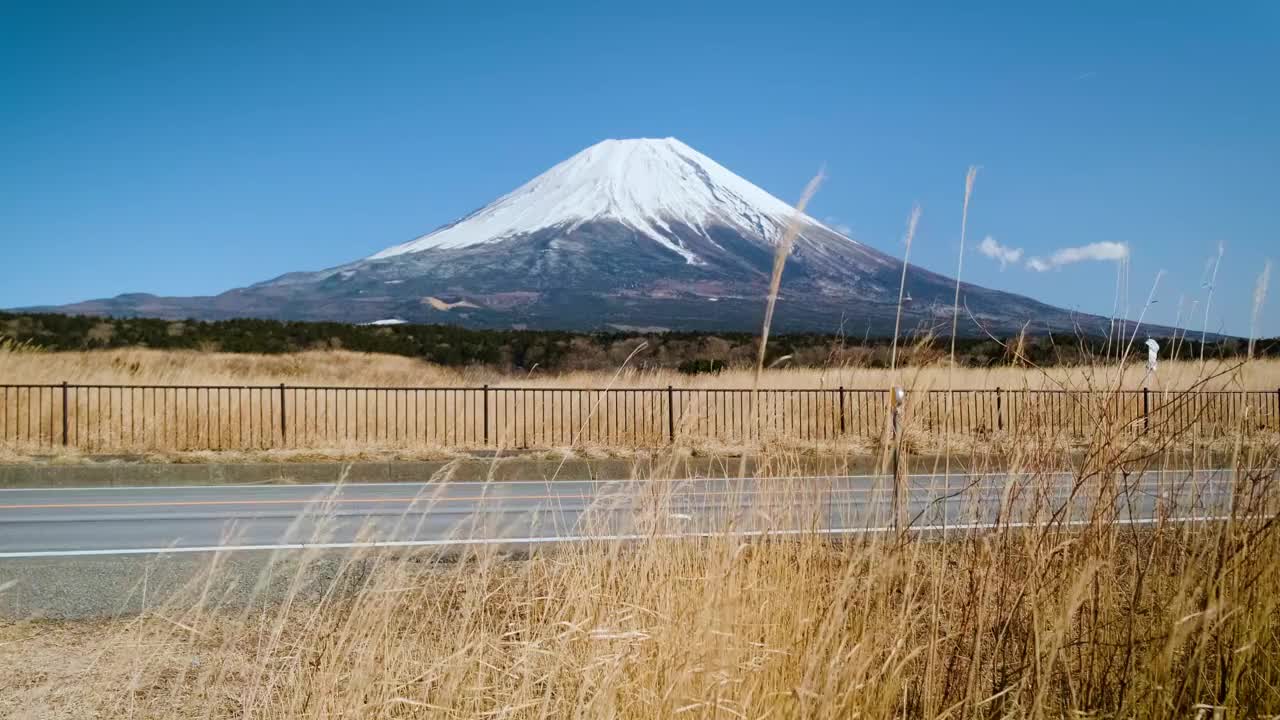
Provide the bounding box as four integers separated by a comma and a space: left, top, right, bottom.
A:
738, 169, 824, 476
1250, 260, 1272, 359
947, 165, 979, 370
1201, 241, 1225, 362
889, 203, 921, 374
1115, 270, 1165, 392
750, 170, 826, 388
944, 167, 979, 490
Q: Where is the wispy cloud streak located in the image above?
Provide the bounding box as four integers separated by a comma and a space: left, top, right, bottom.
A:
1026, 241, 1129, 271
976, 235, 1023, 269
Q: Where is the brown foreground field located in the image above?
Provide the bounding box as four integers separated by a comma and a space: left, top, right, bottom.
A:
3, 446, 1280, 719
4, 346, 1280, 391
3, 344, 1280, 716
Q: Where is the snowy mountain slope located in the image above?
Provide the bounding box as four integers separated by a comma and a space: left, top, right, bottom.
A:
369, 137, 842, 265
30, 137, 1133, 336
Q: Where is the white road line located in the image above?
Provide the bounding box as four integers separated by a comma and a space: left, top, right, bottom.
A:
0, 468, 1238, 493
0, 473, 955, 492
0, 514, 1247, 559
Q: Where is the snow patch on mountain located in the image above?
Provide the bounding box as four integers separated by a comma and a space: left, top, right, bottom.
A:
369, 137, 842, 264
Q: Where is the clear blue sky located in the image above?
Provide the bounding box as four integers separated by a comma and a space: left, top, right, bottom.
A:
3, 1, 1277, 336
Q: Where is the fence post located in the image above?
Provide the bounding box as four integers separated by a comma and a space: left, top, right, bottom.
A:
838, 386, 846, 435
278, 383, 287, 445
483, 384, 490, 446
61, 381, 68, 446
667, 385, 675, 444
995, 387, 1003, 432
1142, 387, 1150, 433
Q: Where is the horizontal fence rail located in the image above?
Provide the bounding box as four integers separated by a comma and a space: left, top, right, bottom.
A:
1, 383, 1278, 453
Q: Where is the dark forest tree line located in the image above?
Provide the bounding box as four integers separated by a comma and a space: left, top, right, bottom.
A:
2, 312, 1274, 373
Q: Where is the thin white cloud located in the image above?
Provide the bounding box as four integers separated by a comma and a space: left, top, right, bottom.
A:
976, 235, 1023, 270
1026, 241, 1129, 272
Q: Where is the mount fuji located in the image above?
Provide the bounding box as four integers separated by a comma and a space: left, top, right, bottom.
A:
34, 137, 1110, 335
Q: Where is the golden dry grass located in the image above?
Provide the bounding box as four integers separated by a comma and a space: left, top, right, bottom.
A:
3, 351, 1280, 716
2, 445, 1279, 718
2, 348, 1278, 457
4, 347, 1280, 391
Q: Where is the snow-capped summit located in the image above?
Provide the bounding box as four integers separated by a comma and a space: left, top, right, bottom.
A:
369, 137, 842, 264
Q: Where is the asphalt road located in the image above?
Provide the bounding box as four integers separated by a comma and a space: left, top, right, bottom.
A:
0, 469, 1244, 558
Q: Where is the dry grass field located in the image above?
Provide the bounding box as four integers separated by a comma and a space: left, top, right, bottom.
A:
3, 445, 1279, 718
2, 347, 1278, 458
4, 346, 1280, 391
4, 351, 1279, 717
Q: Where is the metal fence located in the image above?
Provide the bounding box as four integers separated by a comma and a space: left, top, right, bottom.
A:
1, 383, 1278, 452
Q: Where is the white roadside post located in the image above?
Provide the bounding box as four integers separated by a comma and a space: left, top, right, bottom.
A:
1144, 339, 1159, 434
1142, 338, 1161, 497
